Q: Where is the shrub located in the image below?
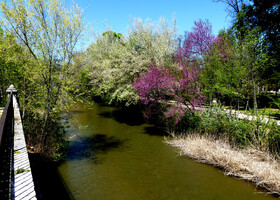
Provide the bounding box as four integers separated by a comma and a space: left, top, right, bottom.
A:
197, 105, 280, 157
23, 110, 68, 161
167, 111, 201, 133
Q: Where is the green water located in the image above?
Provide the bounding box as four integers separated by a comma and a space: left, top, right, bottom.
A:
58, 102, 277, 200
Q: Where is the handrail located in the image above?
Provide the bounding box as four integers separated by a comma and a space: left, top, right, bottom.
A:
0, 85, 37, 200
0, 94, 14, 199
0, 95, 12, 147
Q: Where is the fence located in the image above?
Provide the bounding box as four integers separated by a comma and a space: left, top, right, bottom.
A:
0, 92, 14, 199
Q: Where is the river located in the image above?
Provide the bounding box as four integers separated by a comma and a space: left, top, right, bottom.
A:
57, 102, 277, 200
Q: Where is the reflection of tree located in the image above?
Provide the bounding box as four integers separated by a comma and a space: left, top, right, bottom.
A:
67, 134, 125, 163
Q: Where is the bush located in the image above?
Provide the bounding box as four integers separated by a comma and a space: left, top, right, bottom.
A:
199, 105, 254, 146
23, 110, 68, 161
196, 105, 280, 156
167, 111, 201, 133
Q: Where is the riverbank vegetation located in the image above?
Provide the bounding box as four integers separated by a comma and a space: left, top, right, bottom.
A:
0, 0, 279, 193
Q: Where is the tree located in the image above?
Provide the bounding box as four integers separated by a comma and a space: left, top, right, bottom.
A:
216, 0, 280, 91
235, 0, 280, 90
201, 31, 249, 109
175, 19, 215, 66
102, 31, 123, 42
134, 64, 204, 124
0, 27, 25, 105
0, 0, 84, 156
213, 0, 247, 17
1, 0, 83, 117
87, 17, 179, 106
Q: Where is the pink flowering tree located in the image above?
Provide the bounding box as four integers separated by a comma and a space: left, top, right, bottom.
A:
134, 64, 204, 124
175, 19, 215, 66
133, 64, 176, 120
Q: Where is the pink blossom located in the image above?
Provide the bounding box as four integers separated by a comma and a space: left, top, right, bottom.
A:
175, 19, 215, 66
133, 64, 205, 124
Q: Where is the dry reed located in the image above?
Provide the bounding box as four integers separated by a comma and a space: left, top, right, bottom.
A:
166, 134, 280, 196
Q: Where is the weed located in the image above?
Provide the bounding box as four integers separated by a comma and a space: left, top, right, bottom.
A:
15, 168, 29, 175
167, 135, 280, 195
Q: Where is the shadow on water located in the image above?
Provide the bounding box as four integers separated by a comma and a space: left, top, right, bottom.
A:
143, 126, 170, 136
99, 109, 145, 126
67, 134, 126, 163
29, 153, 74, 200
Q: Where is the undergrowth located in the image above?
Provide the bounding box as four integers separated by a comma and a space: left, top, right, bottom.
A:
168, 105, 280, 158
23, 110, 68, 161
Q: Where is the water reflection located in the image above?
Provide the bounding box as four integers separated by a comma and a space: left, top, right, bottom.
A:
58, 102, 278, 200
67, 134, 126, 163
98, 108, 145, 126
143, 126, 169, 136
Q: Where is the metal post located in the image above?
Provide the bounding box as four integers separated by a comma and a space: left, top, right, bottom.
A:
6, 84, 18, 99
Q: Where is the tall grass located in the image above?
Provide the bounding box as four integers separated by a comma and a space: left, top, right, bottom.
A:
170, 105, 280, 158
167, 135, 280, 195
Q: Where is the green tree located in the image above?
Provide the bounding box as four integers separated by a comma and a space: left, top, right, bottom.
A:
0, 0, 84, 158
0, 27, 25, 105
235, 0, 280, 91
217, 0, 280, 92
201, 28, 265, 114
86, 17, 179, 106
201, 31, 247, 108
1, 0, 83, 117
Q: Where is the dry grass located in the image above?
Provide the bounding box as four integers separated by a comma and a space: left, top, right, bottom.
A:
166, 134, 280, 196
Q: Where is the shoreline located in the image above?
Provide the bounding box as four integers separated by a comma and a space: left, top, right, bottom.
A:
165, 134, 280, 197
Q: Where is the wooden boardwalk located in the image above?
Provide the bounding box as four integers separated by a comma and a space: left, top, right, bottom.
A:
12, 95, 37, 199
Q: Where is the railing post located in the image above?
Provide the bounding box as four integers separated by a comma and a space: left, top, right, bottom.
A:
6, 84, 18, 99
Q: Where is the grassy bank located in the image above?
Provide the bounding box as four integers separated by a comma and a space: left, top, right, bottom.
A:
165, 105, 280, 196
166, 135, 280, 196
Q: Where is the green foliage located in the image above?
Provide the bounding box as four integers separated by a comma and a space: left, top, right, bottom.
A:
267, 122, 280, 156
197, 105, 280, 156
235, 0, 280, 88
212, 0, 279, 112
200, 30, 247, 104
168, 104, 280, 156
199, 106, 255, 147
0, 0, 83, 160
167, 111, 201, 133
1, 0, 84, 115
23, 110, 68, 160
0, 27, 25, 105
86, 17, 178, 106
268, 96, 280, 110
201, 27, 268, 114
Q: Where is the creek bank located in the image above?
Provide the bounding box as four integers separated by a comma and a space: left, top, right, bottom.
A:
166, 134, 280, 197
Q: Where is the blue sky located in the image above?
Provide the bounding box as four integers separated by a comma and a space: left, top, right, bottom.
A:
73, 0, 232, 37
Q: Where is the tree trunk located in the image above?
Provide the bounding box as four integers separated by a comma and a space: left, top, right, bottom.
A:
237, 96, 240, 112
230, 101, 232, 118
245, 99, 249, 114
253, 76, 258, 115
